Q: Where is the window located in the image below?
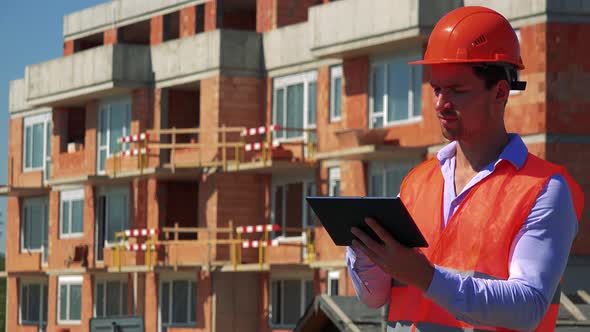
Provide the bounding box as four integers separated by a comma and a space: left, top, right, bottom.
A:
273, 71, 317, 140
23, 113, 52, 178
270, 279, 314, 327
330, 65, 342, 122
160, 279, 197, 328
95, 279, 128, 317
370, 53, 422, 128
369, 160, 418, 197
97, 97, 131, 173
21, 197, 48, 257
58, 276, 83, 324
328, 167, 341, 196
19, 281, 48, 327
60, 189, 84, 238
97, 186, 129, 246
327, 271, 340, 296
272, 178, 316, 237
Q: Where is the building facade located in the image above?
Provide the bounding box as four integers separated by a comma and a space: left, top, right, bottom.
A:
3, 0, 590, 331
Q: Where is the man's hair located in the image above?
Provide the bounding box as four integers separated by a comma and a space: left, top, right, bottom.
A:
472, 65, 514, 90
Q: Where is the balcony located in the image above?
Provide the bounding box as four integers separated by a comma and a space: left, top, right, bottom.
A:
151, 29, 262, 88
25, 44, 152, 107
309, 0, 461, 58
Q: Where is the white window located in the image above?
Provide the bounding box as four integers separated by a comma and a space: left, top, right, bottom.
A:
370, 53, 422, 128
159, 279, 197, 328
303, 181, 316, 229
270, 279, 314, 327
58, 276, 83, 325
95, 279, 128, 318
327, 271, 340, 296
330, 65, 342, 122
97, 186, 130, 246
273, 71, 317, 140
369, 160, 418, 197
97, 97, 131, 173
23, 113, 52, 178
328, 167, 341, 197
60, 189, 84, 238
19, 280, 48, 328
21, 197, 48, 256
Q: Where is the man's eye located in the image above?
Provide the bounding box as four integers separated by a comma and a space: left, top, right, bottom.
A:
433, 88, 441, 95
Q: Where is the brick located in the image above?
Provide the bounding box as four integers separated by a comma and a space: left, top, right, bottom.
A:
103, 27, 118, 45
63, 40, 74, 56
205, 0, 218, 31
150, 16, 164, 45
180, 5, 197, 38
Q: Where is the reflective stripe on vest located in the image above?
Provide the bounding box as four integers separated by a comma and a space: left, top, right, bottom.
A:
390, 154, 584, 331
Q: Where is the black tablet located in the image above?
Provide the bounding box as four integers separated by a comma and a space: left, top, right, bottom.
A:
306, 196, 428, 248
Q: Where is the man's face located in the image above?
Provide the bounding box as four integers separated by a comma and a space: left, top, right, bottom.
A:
429, 64, 500, 143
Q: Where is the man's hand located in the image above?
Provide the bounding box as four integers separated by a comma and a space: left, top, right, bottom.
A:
351, 217, 435, 292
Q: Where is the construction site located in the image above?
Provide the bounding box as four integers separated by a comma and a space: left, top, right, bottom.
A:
1, 0, 590, 331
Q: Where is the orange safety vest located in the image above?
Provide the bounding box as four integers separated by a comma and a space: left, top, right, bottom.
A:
391, 153, 584, 332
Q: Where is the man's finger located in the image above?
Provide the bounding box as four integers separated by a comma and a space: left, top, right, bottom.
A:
351, 239, 382, 265
351, 226, 383, 254
365, 218, 399, 248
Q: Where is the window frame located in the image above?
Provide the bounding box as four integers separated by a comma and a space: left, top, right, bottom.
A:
94, 277, 128, 318
60, 188, 85, 239
19, 279, 48, 327
57, 276, 83, 325
330, 65, 343, 122
97, 96, 131, 174
368, 160, 419, 197
327, 271, 340, 296
270, 175, 316, 238
369, 52, 423, 128
158, 277, 197, 329
21, 197, 48, 254
272, 71, 318, 142
328, 167, 341, 197
22, 112, 52, 173
97, 186, 130, 247
269, 278, 314, 328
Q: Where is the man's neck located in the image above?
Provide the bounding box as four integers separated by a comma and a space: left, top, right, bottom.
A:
455, 132, 510, 173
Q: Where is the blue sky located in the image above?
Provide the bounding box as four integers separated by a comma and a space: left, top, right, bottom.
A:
0, 1, 106, 253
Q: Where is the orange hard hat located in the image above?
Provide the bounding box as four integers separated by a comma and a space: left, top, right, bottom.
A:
410, 6, 524, 70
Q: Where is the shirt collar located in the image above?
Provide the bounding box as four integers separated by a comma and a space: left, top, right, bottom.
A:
436, 134, 528, 170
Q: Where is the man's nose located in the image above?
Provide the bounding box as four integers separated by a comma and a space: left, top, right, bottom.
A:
434, 93, 452, 112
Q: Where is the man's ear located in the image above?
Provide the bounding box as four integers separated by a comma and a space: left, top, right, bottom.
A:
495, 80, 510, 104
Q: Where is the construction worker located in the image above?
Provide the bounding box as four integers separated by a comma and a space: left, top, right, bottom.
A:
347, 6, 584, 331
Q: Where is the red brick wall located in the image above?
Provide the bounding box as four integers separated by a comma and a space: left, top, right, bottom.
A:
150, 16, 164, 45
104, 27, 119, 45
64, 40, 74, 56
180, 6, 197, 37
343, 56, 369, 130
256, 0, 275, 32
276, 0, 319, 28
205, 0, 218, 31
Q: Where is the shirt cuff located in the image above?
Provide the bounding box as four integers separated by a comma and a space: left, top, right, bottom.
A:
425, 265, 462, 307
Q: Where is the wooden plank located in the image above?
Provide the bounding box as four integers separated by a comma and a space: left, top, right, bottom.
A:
561, 292, 588, 321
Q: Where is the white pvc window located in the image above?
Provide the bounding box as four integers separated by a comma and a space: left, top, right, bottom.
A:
270, 279, 314, 328
58, 276, 83, 325
273, 71, 317, 140
271, 177, 316, 237
330, 65, 342, 122
23, 113, 52, 178
159, 279, 197, 328
60, 189, 84, 238
327, 271, 340, 296
97, 186, 130, 245
19, 280, 48, 327
370, 53, 422, 128
95, 279, 128, 318
328, 167, 341, 197
368, 160, 418, 197
21, 197, 48, 254
97, 97, 131, 173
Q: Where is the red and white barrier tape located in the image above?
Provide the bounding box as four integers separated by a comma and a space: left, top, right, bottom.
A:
126, 243, 161, 251
241, 125, 280, 137
124, 228, 160, 237
241, 240, 279, 249
121, 148, 150, 157
236, 224, 281, 234
244, 141, 280, 152
119, 133, 149, 143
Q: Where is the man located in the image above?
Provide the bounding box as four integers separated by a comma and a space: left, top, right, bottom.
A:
347, 6, 584, 331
